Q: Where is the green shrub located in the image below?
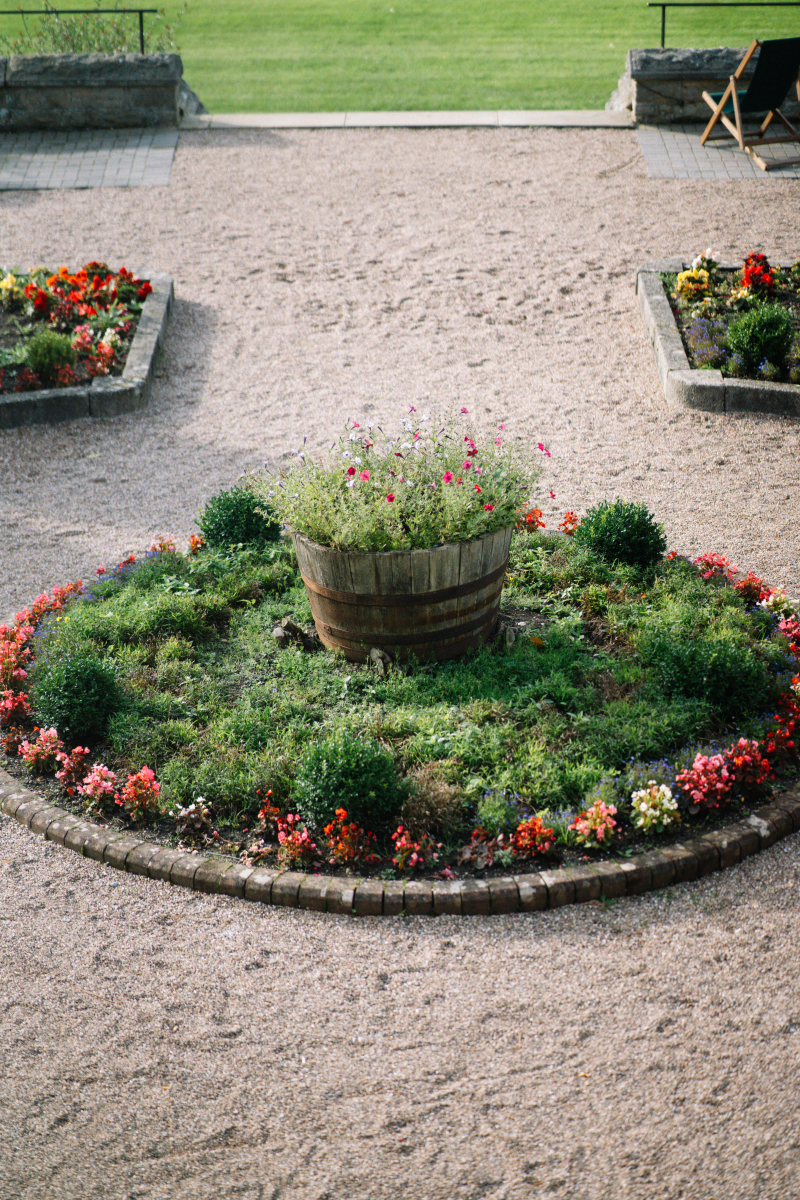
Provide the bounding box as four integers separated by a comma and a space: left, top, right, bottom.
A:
726, 303, 794, 372
198, 485, 281, 548
572, 499, 666, 569
293, 729, 404, 831
31, 648, 124, 744
26, 328, 75, 383
474, 789, 524, 835
646, 636, 771, 720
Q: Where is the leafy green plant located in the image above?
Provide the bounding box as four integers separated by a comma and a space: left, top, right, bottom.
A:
572, 499, 666, 569
293, 729, 405, 831
263, 409, 541, 552
25, 328, 75, 383
726, 302, 794, 372
31, 648, 124, 744
0, 0, 186, 54
198, 484, 281, 548
645, 635, 771, 720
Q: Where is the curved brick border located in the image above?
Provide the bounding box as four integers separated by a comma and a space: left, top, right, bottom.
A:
2, 767, 799, 915
636, 260, 800, 416
0, 270, 174, 430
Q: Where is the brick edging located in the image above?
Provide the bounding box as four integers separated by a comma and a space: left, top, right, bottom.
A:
636, 261, 800, 417
2, 767, 799, 916
0, 270, 174, 430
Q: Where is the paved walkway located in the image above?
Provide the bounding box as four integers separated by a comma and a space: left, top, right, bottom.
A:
636, 123, 800, 179
0, 127, 179, 190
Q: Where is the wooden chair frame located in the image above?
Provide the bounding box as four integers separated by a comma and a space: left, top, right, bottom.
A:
700, 38, 800, 171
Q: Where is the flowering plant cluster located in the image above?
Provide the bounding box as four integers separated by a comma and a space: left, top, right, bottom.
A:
276, 813, 318, 866
55, 745, 92, 793
570, 798, 618, 848
630, 782, 681, 833
675, 738, 771, 812
391, 826, 442, 872
668, 249, 800, 383
116, 765, 161, 822
18, 726, 63, 774
263, 408, 545, 552
509, 815, 556, 858
323, 808, 380, 866
0, 262, 151, 393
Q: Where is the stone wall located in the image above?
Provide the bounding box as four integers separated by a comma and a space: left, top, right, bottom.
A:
0, 53, 182, 129
607, 46, 800, 124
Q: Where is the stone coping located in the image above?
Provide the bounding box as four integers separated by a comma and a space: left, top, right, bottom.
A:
0, 270, 173, 429
2, 766, 798, 916
181, 110, 636, 131
637, 260, 800, 416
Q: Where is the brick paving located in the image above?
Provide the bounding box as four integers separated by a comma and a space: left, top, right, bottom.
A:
636, 122, 800, 179
0, 127, 178, 190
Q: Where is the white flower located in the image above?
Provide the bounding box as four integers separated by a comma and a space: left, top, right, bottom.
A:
342, 451, 351, 459
354, 456, 362, 465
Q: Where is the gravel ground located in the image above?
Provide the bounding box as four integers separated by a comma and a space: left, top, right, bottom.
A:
2, 127, 800, 1198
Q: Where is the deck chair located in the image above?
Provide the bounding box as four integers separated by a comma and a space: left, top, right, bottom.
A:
700, 37, 800, 170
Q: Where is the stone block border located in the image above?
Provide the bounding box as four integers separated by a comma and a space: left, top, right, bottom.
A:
637, 261, 800, 416
2, 766, 798, 916
0, 270, 173, 429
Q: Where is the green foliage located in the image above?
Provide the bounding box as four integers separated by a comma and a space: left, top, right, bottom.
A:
474, 789, 524, 835
293, 729, 405, 831
726, 302, 795, 371
0, 0, 186, 54
198, 484, 281, 548
25, 328, 75, 383
31, 648, 124, 744
645, 635, 771, 720
572, 499, 667, 569
266, 410, 538, 552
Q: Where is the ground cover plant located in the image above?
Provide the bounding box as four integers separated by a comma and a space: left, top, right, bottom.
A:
3, 488, 799, 882
2, 0, 794, 113
0, 0, 185, 53
0, 263, 152, 394
664, 250, 800, 384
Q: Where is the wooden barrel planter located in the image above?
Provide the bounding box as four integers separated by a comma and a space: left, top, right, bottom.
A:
291, 527, 513, 663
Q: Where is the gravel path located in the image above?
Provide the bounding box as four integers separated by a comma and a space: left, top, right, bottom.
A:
2, 127, 800, 1198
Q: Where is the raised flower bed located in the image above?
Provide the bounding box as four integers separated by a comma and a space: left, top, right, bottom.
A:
2, 449, 800, 911
637, 250, 800, 415
0, 260, 173, 428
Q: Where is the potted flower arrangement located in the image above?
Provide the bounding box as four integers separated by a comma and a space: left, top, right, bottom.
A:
261, 408, 544, 662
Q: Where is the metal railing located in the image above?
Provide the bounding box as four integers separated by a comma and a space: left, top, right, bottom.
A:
647, 2, 800, 48
0, 8, 158, 53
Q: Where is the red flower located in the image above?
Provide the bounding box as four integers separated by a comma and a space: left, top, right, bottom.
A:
386, 494, 395, 502
346, 466, 356, 476
137, 281, 153, 300
483, 503, 494, 511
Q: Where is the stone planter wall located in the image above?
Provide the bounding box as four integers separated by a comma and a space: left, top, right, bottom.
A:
0, 52, 182, 129
607, 46, 800, 124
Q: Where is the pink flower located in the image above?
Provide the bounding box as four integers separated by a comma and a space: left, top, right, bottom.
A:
462, 461, 472, 471
460, 407, 468, 414
359, 470, 370, 481
352, 421, 360, 428
96, 566, 105, 575
409, 405, 417, 412
483, 503, 494, 511
494, 437, 502, 446
346, 466, 356, 476
549, 490, 556, 499
538, 442, 551, 457
386, 494, 395, 502
498, 423, 506, 430
443, 471, 454, 483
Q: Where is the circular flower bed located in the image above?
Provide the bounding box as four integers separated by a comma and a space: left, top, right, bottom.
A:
2, 485, 799, 885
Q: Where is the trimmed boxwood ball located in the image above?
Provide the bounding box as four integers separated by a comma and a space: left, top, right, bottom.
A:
726, 302, 794, 372
198, 485, 281, 548
573, 499, 666, 569
293, 729, 405, 832
31, 648, 124, 744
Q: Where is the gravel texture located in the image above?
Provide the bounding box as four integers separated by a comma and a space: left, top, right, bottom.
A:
2, 127, 800, 1197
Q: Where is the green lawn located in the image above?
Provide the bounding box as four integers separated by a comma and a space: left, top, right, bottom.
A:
1, 0, 798, 111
